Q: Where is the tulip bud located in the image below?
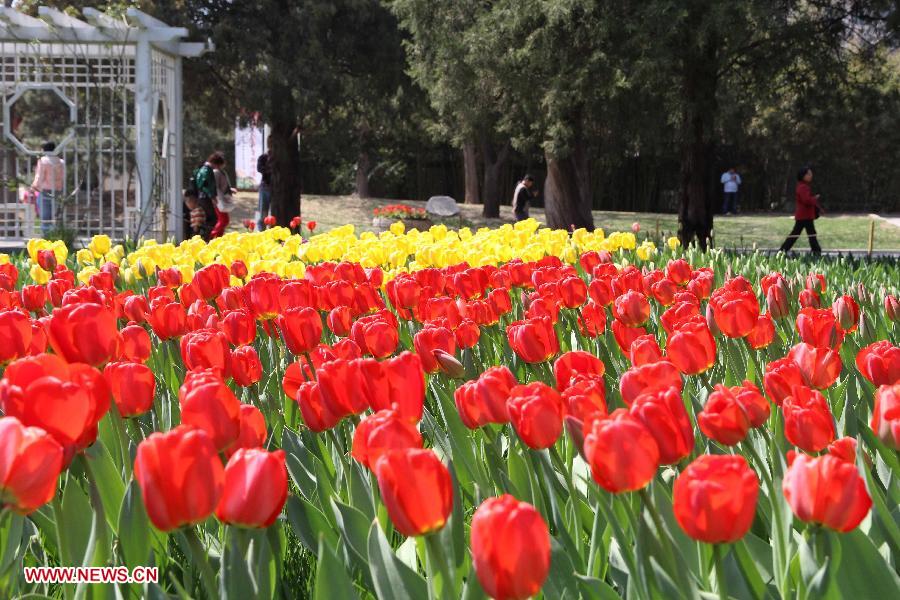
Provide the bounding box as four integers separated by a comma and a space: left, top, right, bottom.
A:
886, 295, 900, 323
705, 302, 721, 337
766, 284, 790, 320
433, 349, 465, 379
858, 311, 876, 346
36, 249, 57, 272
564, 415, 586, 459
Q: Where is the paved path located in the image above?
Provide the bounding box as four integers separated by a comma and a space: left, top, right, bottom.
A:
871, 213, 900, 229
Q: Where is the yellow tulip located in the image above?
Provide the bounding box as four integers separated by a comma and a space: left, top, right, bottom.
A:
76, 266, 99, 285
89, 234, 111, 258
29, 264, 51, 284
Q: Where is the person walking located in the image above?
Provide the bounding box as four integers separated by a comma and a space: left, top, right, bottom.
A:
779, 166, 822, 254
30, 141, 65, 236
195, 152, 235, 238
512, 174, 538, 222
720, 167, 741, 215
256, 138, 272, 230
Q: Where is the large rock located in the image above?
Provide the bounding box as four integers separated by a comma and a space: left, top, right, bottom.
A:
425, 195, 460, 217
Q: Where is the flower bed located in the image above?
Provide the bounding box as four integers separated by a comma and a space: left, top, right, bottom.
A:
0, 221, 899, 599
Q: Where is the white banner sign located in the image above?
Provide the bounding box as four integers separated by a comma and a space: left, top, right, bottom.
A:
234, 119, 268, 190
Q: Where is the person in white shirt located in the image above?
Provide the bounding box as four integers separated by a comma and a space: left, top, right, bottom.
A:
30, 141, 65, 236
720, 167, 741, 215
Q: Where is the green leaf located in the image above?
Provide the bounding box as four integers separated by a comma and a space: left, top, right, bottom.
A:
366, 522, 427, 600
117, 480, 151, 571
542, 537, 580, 599
835, 529, 900, 597
84, 441, 125, 535
59, 475, 93, 567
331, 499, 372, 568
286, 495, 338, 554
314, 536, 359, 600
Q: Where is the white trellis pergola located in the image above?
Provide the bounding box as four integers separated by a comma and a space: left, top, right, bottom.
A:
0, 6, 211, 243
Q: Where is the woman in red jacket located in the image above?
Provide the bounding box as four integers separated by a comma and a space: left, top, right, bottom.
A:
779, 167, 822, 254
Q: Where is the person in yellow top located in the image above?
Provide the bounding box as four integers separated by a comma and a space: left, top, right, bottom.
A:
30, 141, 65, 236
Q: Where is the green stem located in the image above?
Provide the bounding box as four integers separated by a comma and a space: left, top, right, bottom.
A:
596, 493, 650, 600
52, 495, 74, 600
109, 404, 132, 480
714, 544, 729, 600
424, 532, 455, 600
638, 488, 693, 596
184, 527, 218, 600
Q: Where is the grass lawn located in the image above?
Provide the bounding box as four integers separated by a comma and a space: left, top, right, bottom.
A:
231, 192, 900, 251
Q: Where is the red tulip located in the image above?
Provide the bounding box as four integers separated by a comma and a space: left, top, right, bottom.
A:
507, 316, 559, 363
295, 381, 343, 432
28, 317, 48, 355
798, 288, 820, 309
119, 324, 151, 363
588, 277, 614, 306
710, 283, 760, 338
629, 334, 663, 366
630, 386, 694, 464
687, 270, 714, 300
148, 298, 188, 340
612, 290, 651, 327
731, 380, 771, 427
326, 306, 354, 337
650, 278, 678, 306
783, 386, 836, 453
871, 383, 900, 449
507, 382, 564, 449
0, 416, 64, 514
673, 454, 759, 543
611, 319, 646, 354
157, 267, 183, 289
231, 345, 263, 387
277, 307, 323, 356
0, 309, 32, 365
698, 385, 752, 446
557, 275, 588, 308
192, 264, 229, 301
584, 409, 659, 493
666, 259, 693, 286
827, 436, 858, 463
796, 307, 844, 349
180, 328, 231, 377
763, 357, 805, 406
21, 284, 48, 313
788, 342, 841, 389
470, 495, 551, 600
856, 341, 900, 387
48, 302, 119, 366
351, 409, 423, 470
316, 359, 369, 419
766, 284, 790, 320
660, 301, 700, 334
350, 311, 399, 358
216, 448, 287, 528
561, 374, 607, 421
831, 295, 860, 333
886, 295, 900, 322
553, 350, 605, 391
355, 352, 426, 422
414, 326, 457, 373
245, 274, 282, 319
0, 354, 109, 462
103, 361, 155, 417
134, 425, 224, 532
178, 369, 242, 452
307, 220, 317, 231
782, 451, 871, 532
374, 448, 453, 536
745, 313, 775, 349
620, 359, 683, 406
666, 318, 716, 375
220, 309, 256, 346
578, 301, 606, 337
806, 273, 826, 293
226, 404, 267, 457
454, 366, 515, 428
230, 260, 248, 280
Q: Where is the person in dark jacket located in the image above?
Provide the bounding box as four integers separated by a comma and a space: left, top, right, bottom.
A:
512, 174, 538, 221
779, 166, 822, 254
256, 138, 272, 230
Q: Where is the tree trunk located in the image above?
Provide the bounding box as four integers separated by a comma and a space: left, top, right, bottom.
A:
269, 119, 302, 226
481, 141, 510, 219
355, 150, 371, 198
677, 38, 718, 250
462, 142, 480, 204
268, 80, 302, 226
543, 140, 594, 231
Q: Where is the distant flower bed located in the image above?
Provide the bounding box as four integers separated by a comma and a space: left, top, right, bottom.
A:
373, 204, 428, 220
